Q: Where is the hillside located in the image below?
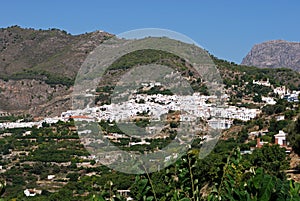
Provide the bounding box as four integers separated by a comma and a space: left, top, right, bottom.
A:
1, 27, 300, 200
1, 26, 300, 118
241, 40, 300, 71
0, 26, 112, 116
0, 25, 112, 80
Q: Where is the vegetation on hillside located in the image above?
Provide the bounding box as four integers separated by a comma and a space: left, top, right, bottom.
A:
1, 27, 300, 200
0, 119, 297, 200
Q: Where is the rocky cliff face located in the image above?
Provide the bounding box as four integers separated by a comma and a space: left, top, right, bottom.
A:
241, 40, 300, 71
0, 79, 71, 117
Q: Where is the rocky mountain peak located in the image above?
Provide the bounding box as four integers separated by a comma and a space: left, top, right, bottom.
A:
241, 40, 300, 71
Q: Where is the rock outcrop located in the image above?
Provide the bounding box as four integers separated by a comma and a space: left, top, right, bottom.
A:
241, 40, 300, 71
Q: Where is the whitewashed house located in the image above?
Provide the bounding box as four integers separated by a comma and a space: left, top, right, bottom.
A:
208, 118, 233, 129
274, 130, 287, 146
262, 96, 276, 105
253, 79, 271, 87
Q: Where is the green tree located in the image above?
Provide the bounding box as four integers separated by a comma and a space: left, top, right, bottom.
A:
208, 148, 299, 201
66, 172, 79, 182
253, 94, 262, 102
288, 117, 300, 156
250, 144, 289, 178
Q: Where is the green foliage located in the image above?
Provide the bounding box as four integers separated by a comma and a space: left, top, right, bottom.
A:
135, 118, 150, 128
237, 128, 248, 143
246, 83, 272, 96
139, 86, 174, 96
6, 70, 75, 87
250, 145, 289, 178
208, 148, 299, 201
130, 176, 154, 201
253, 94, 262, 103
268, 118, 289, 133
99, 120, 125, 134
0, 115, 23, 123
66, 173, 79, 182
284, 110, 297, 120
288, 116, 300, 156
262, 100, 289, 115
170, 121, 179, 128
95, 93, 111, 105
0, 117, 297, 200
108, 49, 182, 71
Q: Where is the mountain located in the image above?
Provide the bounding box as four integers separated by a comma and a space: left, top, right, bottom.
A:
0, 25, 112, 81
241, 40, 300, 71
0, 26, 112, 117
1, 26, 300, 118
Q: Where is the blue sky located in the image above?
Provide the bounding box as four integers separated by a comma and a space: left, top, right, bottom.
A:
1, 0, 300, 63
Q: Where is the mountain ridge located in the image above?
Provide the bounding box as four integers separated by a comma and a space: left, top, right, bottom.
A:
0, 25, 112, 79
1, 26, 300, 118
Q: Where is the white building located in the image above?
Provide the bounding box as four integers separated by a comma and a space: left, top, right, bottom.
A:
0, 122, 39, 129
274, 130, 287, 146
129, 140, 150, 146
24, 189, 42, 197
208, 118, 233, 129
262, 96, 276, 105
274, 86, 290, 98
276, 115, 285, 121
253, 79, 271, 87
47, 175, 55, 180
